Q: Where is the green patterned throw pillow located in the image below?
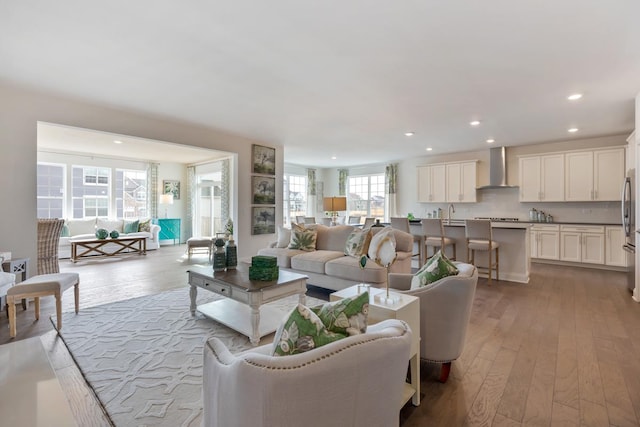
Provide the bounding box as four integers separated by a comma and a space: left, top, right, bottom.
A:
272, 304, 347, 356
138, 219, 151, 232
288, 223, 317, 251
312, 291, 369, 336
411, 250, 459, 289
60, 223, 70, 237
344, 227, 372, 257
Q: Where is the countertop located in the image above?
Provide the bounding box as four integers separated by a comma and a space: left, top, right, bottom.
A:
409, 219, 622, 228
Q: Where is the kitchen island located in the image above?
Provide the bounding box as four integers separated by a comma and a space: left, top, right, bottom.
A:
409, 220, 531, 283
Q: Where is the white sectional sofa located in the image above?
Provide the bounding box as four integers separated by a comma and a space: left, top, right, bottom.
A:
58, 218, 161, 259
257, 224, 414, 291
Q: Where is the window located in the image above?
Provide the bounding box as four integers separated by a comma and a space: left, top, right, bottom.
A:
116, 169, 147, 219
37, 163, 65, 218
72, 166, 111, 218
83, 167, 109, 185
347, 174, 385, 219
283, 174, 307, 225
84, 197, 109, 217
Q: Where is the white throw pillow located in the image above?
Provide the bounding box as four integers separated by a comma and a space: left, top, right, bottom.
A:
276, 226, 292, 248
97, 219, 124, 233
66, 218, 97, 236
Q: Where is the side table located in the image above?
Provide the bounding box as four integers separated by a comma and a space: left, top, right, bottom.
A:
155, 218, 181, 245
2, 257, 29, 283
330, 285, 420, 407
2, 257, 30, 309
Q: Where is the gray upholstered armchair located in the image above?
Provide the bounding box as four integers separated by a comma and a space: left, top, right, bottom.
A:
388, 262, 478, 382
202, 319, 412, 427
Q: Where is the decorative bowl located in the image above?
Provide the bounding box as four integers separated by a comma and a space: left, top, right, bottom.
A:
95, 228, 109, 239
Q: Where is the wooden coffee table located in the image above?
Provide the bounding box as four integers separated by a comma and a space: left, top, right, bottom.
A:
188, 265, 308, 345
70, 236, 147, 262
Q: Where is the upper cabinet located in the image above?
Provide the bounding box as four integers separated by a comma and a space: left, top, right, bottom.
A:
417, 164, 446, 203
519, 147, 625, 203
565, 148, 625, 201
446, 161, 477, 203
417, 161, 477, 203
519, 154, 564, 202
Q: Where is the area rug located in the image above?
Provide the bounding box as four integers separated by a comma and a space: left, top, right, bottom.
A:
52, 287, 324, 427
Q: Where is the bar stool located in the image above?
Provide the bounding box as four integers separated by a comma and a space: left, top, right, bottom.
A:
421, 218, 456, 261
465, 219, 499, 284
390, 217, 422, 266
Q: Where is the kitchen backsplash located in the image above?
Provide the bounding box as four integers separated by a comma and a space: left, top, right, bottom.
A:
408, 187, 622, 224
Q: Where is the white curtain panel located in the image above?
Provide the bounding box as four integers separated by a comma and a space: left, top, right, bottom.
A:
186, 165, 196, 238
385, 163, 398, 221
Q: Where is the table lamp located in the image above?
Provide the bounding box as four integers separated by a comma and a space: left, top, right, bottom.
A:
160, 193, 174, 218
323, 196, 347, 226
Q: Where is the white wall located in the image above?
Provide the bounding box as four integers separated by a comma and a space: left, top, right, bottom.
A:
0, 82, 282, 275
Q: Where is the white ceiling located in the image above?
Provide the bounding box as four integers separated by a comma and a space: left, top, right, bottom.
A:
37, 122, 229, 164
2, 1, 640, 167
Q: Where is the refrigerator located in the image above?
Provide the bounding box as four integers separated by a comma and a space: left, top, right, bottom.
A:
622, 168, 635, 291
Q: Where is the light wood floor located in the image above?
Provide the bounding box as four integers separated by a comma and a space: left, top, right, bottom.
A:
2, 246, 640, 426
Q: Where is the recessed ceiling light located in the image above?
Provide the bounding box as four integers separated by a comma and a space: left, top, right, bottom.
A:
404, 132, 414, 137
470, 120, 481, 126
568, 127, 579, 133
426, 147, 433, 151
331, 156, 337, 160
114, 140, 123, 144
486, 139, 495, 143
567, 93, 583, 101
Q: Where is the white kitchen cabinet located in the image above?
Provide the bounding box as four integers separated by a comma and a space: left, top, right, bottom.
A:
560, 225, 605, 264
605, 226, 628, 267
417, 164, 446, 203
594, 149, 626, 201
565, 148, 625, 201
445, 161, 477, 203
530, 224, 560, 260
519, 154, 564, 202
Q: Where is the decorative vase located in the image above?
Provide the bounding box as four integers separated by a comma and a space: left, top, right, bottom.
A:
95, 228, 108, 240
225, 238, 237, 270
110, 230, 120, 239
213, 238, 226, 272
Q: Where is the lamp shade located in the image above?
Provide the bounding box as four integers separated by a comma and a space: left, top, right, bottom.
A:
160, 194, 174, 205
323, 196, 347, 211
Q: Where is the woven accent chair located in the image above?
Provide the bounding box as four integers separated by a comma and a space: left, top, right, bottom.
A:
37, 218, 64, 274
6, 219, 79, 338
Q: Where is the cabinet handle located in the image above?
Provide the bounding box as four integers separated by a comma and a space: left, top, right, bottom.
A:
594, 190, 598, 200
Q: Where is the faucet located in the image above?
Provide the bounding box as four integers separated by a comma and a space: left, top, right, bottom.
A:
447, 203, 455, 223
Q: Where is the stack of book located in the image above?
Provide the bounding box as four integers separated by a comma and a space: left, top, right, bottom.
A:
249, 255, 279, 281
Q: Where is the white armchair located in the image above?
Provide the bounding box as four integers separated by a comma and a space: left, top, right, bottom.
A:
388, 262, 478, 382
202, 319, 412, 427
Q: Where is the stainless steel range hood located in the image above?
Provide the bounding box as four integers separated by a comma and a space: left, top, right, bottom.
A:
477, 146, 519, 189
